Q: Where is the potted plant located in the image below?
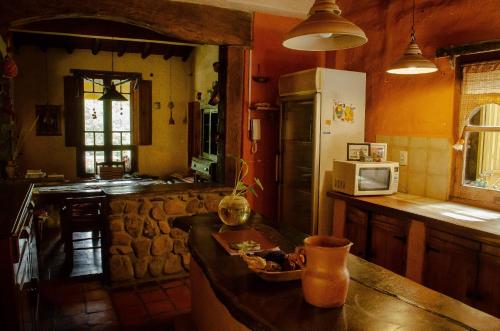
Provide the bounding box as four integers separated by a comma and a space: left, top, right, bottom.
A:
218, 158, 263, 226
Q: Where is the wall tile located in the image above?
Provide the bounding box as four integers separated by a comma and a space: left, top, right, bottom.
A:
392, 136, 409, 147
409, 137, 429, 149
428, 138, 450, 151
426, 174, 450, 200
397, 167, 408, 193
408, 148, 428, 173
427, 150, 451, 176
407, 172, 426, 196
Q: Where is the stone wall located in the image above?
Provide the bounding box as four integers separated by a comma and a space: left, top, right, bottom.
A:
107, 190, 227, 285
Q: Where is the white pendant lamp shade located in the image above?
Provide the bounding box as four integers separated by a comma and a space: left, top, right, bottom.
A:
283, 0, 367, 51
386, 39, 438, 74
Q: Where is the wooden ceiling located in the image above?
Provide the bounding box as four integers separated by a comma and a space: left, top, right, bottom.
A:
11, 18, 195, 61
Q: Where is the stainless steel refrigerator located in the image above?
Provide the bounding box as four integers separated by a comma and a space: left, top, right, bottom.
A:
278, 68, 366, 235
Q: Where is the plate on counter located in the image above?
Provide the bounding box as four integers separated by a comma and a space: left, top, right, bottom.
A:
248, 267, 302, 282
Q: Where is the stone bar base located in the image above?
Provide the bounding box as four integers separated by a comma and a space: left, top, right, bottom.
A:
106, 188, 230, 286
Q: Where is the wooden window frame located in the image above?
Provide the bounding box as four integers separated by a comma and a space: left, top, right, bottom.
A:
75, 70, 139, 177
450, 51, 500, 211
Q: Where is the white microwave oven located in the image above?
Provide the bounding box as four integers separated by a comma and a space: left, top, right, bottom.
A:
332, 160, 399, 196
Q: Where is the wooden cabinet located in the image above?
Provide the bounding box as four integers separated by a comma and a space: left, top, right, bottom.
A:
475, 245, 500, 317
0, 183, 39, 331
423, 229, 479, 305
345, 206, 368, 258
368, 214, 408, 275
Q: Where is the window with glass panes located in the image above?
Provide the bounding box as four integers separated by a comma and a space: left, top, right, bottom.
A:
83, 77, 134, 175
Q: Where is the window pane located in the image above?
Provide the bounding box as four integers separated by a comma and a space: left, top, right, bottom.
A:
94, 79, 104, 93
95, 132, 105, 146
112, 100, 131, 131
113, 80, 131, 94
122, 132, 131, 145
464, 131, 500, 190
85, 151, 95, 174
96, 151, 105, 165
84, 79, 93, 92
112, 132, 121, 145
112, 150, 122, 162
84, 97, 104, 131
122, 150, 132, 172
85, 132, 94, 146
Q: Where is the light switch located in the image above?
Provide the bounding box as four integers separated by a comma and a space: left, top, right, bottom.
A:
399, 151, 408, 166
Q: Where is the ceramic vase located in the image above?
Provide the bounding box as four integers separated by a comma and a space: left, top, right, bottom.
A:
217, 195, 251, 226
300, 236, 353, 308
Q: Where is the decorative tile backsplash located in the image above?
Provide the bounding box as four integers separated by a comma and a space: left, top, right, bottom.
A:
376, 135, 452, 200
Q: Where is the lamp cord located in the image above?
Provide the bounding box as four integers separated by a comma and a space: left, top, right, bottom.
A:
411, 0, 416, 41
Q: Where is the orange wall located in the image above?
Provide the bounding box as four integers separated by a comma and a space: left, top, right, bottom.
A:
328, 0, 500, 142
243, 12, 323, 220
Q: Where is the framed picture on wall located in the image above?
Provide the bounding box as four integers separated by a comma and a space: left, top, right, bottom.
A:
347, 143, 370, 161
36, 105, 62, 136
370, 142, 388, 161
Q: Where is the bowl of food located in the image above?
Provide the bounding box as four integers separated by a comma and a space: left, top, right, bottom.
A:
240, 250, 304, 282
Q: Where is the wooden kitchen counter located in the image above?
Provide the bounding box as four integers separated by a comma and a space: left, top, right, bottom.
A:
186, 213, 500, 331
327, 191, 500, 246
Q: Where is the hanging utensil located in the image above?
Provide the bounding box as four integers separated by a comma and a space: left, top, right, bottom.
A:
168, 101, 175, 125
168, 61, 175, 125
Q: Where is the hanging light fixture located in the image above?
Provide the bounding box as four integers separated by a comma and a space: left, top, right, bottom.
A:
282, 0, 367, 51
99, 48, 127, 101
387, 0, 437, 75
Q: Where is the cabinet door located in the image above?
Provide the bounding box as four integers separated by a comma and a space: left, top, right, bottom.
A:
475, 245, 500, 318
369, 214, 408, 275
345, 205, 369, 258
423, 229, 479, 305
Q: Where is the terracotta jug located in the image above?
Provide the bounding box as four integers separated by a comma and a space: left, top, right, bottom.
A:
300, 236, 352, 308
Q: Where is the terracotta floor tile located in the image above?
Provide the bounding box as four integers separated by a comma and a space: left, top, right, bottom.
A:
84, 280, 104, 292
86, 299, 113, 313
160, 279, 184, 289
85, 289, 110, 301
87, 310, 117, 326
115, 304, 148, 324
110, 291, 142, 309
89, 322, 120, 331
138, 288, 168, 303
58, 302, 86, 317
166, 286, 191, 311
54, 313, 89, 330
145, 300, 176, 316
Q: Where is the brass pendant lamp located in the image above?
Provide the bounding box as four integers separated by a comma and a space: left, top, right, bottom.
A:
387, 0, 437, 75
282, 0, 367, 51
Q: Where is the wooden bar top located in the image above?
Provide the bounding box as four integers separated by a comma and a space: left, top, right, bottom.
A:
185, 213, 500, 331
327, 191, 500, 246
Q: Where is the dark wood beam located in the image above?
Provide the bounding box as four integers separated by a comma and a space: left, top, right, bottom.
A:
141, 42, 151, 59
1, 1, 252, 46
163, 45, 173, 61
117, 41, 127, 57
91, 38, 101, 55
181, 47, 193, 62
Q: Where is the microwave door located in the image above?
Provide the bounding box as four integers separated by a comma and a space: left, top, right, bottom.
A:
279, 96, 315, 235
358, 167, 391, 192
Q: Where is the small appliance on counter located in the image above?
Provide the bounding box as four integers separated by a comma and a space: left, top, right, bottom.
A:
332, 160, 399, 196
191, 156, 217, 182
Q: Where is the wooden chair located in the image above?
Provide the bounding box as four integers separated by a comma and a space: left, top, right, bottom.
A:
60, 195, 106, 268
96, 161, 125, 180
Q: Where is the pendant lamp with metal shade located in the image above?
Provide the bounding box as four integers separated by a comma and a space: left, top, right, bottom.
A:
99, 49, 128, 101
387, 0, 437, 75
282, 0, 367, 51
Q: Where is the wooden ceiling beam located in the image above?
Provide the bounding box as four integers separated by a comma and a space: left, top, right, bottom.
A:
163, 45, 173, 61
91, 38, 101, 55
181, 47, 193, 62
141, 42, 151, 59
117, 41, 127, 57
